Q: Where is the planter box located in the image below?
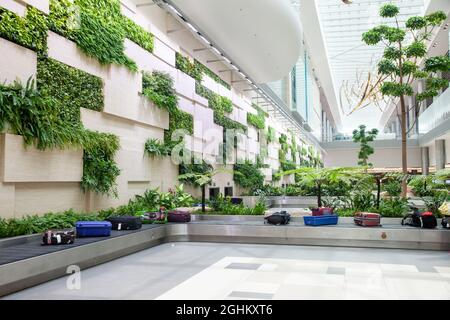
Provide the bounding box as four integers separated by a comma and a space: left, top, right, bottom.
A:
240, 196, 273, 208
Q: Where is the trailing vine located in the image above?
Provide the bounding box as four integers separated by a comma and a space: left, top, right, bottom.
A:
234, 160, 264, 191
196, 83, 247, 132
142, 71, 194, 152
0, 78, 121, 197
37, 58, 103, 123
0, 6, 48, 54
266, 126, 276, 144
247, 106, 266, 130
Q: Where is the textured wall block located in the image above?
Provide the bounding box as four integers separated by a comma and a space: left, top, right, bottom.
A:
0, 0, 26, 16
137, 96, 170, 130
247, 127, 258, 142
0, 183, 15, 218
124, 39, 176, 78
149, 157, 179, 192
103, 64, 141, 122
178, 96, 195, 115
81, 108, 165, 143
19, 0, 49, 14
0, 38, 36, 84
2, 134, 83, 183
47, 31, 108, 79
175, 70, 197, 100
153, 37, 176, 67
14, 182, 85, 216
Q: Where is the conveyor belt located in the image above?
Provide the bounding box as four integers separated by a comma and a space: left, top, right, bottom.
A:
0, 225, 161, 266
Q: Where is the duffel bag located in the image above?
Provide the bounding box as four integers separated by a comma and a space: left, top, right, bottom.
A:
168, 210, 191, 223
42, 230, 75, 245
142, 211, 166, 223
107, 216, 142, 230
402, 211, 437, 229
264, 211, 291, 225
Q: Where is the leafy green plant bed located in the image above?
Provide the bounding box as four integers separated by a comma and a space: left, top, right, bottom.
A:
194, 210, 265, 216
0, 185, 193, 239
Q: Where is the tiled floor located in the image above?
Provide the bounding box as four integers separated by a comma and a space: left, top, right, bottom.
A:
4, 242, 450, 300
156, 256, 450, 300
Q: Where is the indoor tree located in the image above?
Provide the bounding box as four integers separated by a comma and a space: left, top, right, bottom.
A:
352, 125, 379, 167
178, 168, 231, 213
361, 4, 449, 197
277, 167, 367, 207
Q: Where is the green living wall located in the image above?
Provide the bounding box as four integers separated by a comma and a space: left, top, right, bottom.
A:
142, 71, 194, 153
0, 0, 161, 197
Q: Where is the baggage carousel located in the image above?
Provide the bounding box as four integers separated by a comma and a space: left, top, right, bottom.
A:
1, 216, 449, 296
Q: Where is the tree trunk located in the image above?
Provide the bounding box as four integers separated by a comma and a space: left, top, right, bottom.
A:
317, 183, 322, 207
399, 94, 408, 198
201, 185, 206, 213
376, 177, 381, 209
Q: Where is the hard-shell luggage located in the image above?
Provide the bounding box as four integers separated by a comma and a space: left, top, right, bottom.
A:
264, 211, 291, 225
107, 216, 142, 230
168, 210, 191, 223
354, 212, 381, 227
311, 207, 334, 216
76, 221, 112, 237
304, 215, 338, 226
42, 230, 75, 245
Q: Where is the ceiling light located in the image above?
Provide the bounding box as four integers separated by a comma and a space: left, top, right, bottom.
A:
185, 22, 198, 33
167, 4, 183, 18
198, 35, 210, 45
222, 56, 231, 64
211, 47, 221, 55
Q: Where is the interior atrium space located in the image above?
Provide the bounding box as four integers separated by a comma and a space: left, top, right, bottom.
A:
0, 0, 449, 305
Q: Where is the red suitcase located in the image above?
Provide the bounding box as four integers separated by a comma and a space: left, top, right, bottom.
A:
311, 207, 334, 216
168, 210, 191, 223
354, 212, 381, 227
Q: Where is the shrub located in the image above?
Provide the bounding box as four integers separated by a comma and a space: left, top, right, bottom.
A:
0, 6, 48, 53
234, 160, 264, 191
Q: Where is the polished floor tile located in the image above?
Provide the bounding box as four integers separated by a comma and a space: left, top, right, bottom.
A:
4, 242, 450, 300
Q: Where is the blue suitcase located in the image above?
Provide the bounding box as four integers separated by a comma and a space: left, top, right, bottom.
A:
76, 221, 112, 237
304, 215, 338, 226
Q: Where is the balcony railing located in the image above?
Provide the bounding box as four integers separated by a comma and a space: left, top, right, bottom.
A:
418, 87, 450, 134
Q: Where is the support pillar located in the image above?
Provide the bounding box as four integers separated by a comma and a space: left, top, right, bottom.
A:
421, 147, 429, 175
435, 140, 446, 170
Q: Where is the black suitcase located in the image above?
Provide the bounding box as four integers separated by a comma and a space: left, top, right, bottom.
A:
107, 216, 142, 230
42, 230, 75, 245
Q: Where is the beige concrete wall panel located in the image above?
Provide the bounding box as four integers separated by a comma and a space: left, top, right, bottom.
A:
153, 37, 176, 67
47, 31, 109, 79
124, 39, 176, 78
0, 182, 15, 218
175, 70, 197, 100
324, 147, 422, 168
81, 108, 165, 143
0, 0, 26, 16
149, 157, 179, 192
18, 0, 49, 14
137, 96, 170, 130
14, 182, 85, 216
2, 134, 83, 183
0, 38, 36, 84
